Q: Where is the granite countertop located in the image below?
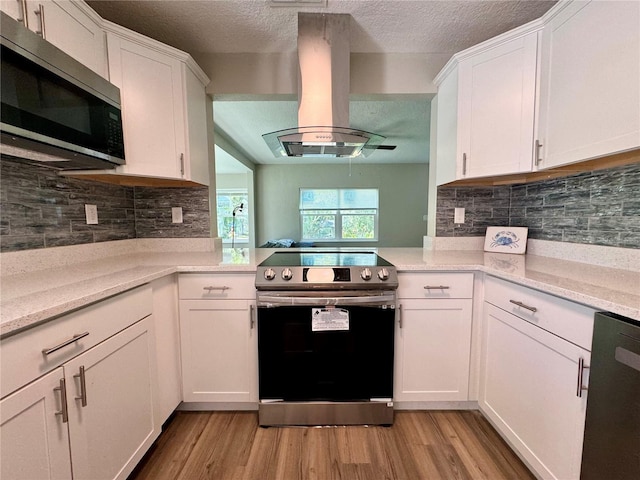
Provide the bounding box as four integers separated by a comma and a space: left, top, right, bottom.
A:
1, 247, 638, 337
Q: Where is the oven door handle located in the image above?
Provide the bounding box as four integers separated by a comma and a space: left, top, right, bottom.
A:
257, 293, 397, 307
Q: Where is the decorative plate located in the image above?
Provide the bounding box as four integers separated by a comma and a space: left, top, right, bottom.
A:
484, 227, 528, 254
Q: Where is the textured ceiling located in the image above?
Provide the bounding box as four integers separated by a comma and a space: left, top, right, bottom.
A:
87, 1, 557, 167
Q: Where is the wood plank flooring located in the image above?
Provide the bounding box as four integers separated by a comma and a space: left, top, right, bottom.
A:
129, 411, 535, 480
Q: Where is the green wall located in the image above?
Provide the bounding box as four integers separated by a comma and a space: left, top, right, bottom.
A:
255, 163, 428, 247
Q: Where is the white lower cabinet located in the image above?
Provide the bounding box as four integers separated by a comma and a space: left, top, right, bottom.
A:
0, 286, 158, 480
151, 275, 182, 423
64, 317, 157, 480
178, 274, 257, 406
480, 277, 595, 480
394, 273, 474, 404
1, 368, 73, 480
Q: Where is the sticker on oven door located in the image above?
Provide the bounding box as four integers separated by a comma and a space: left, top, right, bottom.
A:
311, 308, 349, 331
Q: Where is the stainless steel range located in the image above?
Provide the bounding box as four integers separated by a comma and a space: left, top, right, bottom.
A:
255, 251, 398, 427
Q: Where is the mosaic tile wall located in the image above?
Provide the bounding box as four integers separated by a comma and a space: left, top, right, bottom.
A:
0, 160, 210, 252
436, 163, 640, 249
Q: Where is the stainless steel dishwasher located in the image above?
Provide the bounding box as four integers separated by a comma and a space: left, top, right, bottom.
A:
580, 312, 640, 480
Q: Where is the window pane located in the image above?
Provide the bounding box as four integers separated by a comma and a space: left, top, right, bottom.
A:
216, 190, 248, 242
302, 214, 336, 239
342, 214, 375, 239
340, 189, 378, 209
300, 189, 339, 209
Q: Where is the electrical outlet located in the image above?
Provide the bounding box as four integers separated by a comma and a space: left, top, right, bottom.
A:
85, 204, 98, 225
171, 207, 183, 224
454, 207, 465, 224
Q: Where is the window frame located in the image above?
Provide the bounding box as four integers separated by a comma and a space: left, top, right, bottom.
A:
299, 188, 379, 242
216, 189, 249, 244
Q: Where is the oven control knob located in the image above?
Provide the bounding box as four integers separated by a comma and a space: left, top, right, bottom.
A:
264, 268, 276, 281
360, 267, 372, 281
377, 268, 389, 281
281, 268, 293, 281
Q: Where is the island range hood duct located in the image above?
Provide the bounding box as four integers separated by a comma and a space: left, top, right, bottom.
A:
263, 13, 387, 158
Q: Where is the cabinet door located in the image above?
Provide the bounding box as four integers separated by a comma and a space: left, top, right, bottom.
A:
151, 275, 182, 423
65, 316, 158, 480
107, 31, 186, 180
458, 32, 538, 178
537, 0, 640, 168
1, 1, 107, 77
28, 1, 107, 77
180, 299, 258, 403
1, 367, 72, 480
0, 0, 26, 22
394, 298, 473, 402
480, 303, 590, 480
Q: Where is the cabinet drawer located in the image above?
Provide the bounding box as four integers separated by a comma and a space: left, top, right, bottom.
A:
1, 285, 152, 398
398, 272, 474, 299
484, 276, 595, 350
178, 273, 255, 300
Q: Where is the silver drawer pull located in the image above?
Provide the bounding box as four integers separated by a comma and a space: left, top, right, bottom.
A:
42, 332, 89, 356
509, 300, 537, 313
577, 357, 590, 398
54, 378, 69, 423
74, 366, 87, 407
203, 286, 229, 292
424, 285, 450, 290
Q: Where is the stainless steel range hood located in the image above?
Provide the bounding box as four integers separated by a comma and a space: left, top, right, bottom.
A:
262, 13, 386, 158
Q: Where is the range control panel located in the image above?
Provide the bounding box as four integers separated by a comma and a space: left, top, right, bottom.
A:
255, 265, 398, 290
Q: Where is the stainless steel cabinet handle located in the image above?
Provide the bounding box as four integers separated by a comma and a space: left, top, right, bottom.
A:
180, 153, 185, 176
577, 357, 589, 398
249, 304, 255, 329
203, 286, 229, 292
424, 285, 450, 290
398, 304, 403, 329
42, 332, 89, 356
509, 299, 537, 313
534, 139, 543, 166
54, 378, 69, 423
74, 366, 87, 407
18, 0, 29, 27
462, 153, 467, 175
34, 4, 46, 38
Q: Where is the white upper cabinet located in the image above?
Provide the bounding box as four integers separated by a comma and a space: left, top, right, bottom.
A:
458, 33, 538, 179
435, 0, 640, 183
435, 29, 540, 185
104, 28, 211, 185
535, 0, 640, 169
1, 0, 107, 78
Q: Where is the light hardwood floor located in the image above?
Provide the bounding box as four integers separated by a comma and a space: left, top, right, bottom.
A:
130, 410, 535, 480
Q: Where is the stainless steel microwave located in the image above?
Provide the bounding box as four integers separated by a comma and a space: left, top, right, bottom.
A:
0, 12, 125, 170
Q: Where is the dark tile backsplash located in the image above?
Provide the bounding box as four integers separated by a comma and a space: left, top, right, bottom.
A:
436, 163, 640, 249
134, 186, 210, 238
0, 160, 210, 252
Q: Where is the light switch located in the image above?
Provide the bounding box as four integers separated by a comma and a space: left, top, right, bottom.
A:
85, 204, 98, 224
171, 207, 183, 224
454, 207, 465, 224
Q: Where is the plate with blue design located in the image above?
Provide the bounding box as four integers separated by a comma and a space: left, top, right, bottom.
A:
484, 227, 528, 254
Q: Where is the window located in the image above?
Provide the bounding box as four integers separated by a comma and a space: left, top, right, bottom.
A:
216, 190, 248, 244
300, 188, 378, 241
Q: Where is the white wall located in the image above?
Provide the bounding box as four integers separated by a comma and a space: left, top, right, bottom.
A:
255, 163, 429, 247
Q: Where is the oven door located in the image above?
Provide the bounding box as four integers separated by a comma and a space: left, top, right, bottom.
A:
257, 291, 396, 403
